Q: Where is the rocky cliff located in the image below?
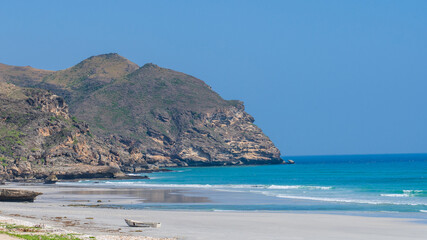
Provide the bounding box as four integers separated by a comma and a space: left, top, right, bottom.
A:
0, 82, 146, 180
0, 54, 283, 180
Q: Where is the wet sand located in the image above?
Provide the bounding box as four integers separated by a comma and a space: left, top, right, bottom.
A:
0, 183, 426, 240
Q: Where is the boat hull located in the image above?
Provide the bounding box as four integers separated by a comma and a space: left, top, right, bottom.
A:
125, 219, 161, 228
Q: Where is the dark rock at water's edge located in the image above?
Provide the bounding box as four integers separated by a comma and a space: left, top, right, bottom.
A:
0, 54, 283, 180
281, 159, 294, 164
0, 189, 42, 202
138, 168, 173, 173
44, 174, 58, 184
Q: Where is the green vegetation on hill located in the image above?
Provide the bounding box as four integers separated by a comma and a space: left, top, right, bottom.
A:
0, 83, 64, 161
76, 62, 237, 137
1, 54, 237, 139
42, 53, 139, 88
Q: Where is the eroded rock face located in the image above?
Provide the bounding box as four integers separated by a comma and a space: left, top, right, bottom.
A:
139, 105, 282, 167
0, 83, 144, 180
25, 90, 69, 119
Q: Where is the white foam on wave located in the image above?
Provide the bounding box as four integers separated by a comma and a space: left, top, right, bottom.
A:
420, 210, 427, 213
380, 194, 411, 197
66, 181, 333, 192
274, 194, 425, 206
403, 190, 424, 195
380, 190, 424, 198
404, 190, 423, 193
267, 185, 332, 190
118, 182, 333, 191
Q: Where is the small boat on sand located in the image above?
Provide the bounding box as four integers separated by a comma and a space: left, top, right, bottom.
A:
125, 219, 161, 228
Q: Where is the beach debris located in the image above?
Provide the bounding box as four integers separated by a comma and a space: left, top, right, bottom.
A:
125, 219, 161, 228
44, 174, 58, 184
0, 189, 42, 202
34, 224, 45, 228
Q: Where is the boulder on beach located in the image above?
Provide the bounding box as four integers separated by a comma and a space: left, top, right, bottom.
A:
0, 189, 42, 202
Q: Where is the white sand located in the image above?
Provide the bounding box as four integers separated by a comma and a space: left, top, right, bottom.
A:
0, 184, 426, 240
0, 234, 20, 240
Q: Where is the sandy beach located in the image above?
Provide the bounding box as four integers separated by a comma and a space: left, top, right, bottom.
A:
0, 183, 425, 240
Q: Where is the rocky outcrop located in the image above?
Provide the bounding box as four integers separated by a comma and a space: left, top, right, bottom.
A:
0, 82, 145, 180
0, 189, 42, 202
138, 104, 282, 167
0, 54, 284, 180
25, 89, 69, 119
44, 174, 58, 184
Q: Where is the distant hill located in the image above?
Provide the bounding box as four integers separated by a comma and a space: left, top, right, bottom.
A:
0, 54, 282, 179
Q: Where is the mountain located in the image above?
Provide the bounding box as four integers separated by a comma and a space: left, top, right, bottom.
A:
0, 54, 282, 179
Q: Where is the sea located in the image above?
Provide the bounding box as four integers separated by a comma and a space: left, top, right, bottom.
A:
72, 154, 427, 220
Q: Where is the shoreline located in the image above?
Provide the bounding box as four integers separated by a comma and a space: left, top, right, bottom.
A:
3, 181, 427, 219
1, 204, 426, 240
0, 183, 426, 239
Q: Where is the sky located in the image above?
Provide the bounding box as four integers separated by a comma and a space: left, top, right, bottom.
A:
1, 0, 426, 156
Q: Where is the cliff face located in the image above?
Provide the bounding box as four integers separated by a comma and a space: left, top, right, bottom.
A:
0, 82, 146, 180
138, 105, 281, 167
0, 54, 283, 179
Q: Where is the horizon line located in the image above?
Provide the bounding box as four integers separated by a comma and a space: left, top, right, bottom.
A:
283, 152, 427, 157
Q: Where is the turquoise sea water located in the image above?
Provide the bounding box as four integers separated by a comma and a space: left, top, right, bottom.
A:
75, 154, 427, 216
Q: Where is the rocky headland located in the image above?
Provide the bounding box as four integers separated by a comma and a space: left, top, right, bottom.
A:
0, 54, 282, 181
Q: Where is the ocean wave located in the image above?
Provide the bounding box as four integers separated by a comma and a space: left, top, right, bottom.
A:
420, 210, 427, 213
73, 181, 333, 191
380, 190, 424, 198
267, 185, 332, 190
403, 190, 423, 193
275, 194, 426, 206
380, 194, 410, 197
65, 181, 333, 192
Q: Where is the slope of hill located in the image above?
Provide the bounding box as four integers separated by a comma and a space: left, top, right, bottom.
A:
0, 54, 282, 176
0, 63, 52, 84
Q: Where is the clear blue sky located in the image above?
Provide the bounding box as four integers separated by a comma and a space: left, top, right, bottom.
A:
1, 0, 426, 155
